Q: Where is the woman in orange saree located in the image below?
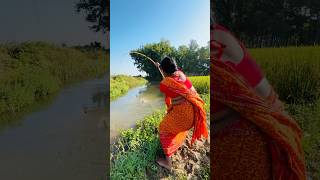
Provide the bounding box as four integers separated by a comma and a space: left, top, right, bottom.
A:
211, 21, 306, 179
155, 57, 208, 169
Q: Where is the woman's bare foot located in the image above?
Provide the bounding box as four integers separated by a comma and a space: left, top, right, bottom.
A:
156, 156, 172, 170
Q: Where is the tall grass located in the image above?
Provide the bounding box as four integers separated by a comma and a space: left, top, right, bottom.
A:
189, 76, 210, 94
110, 76, 209, 179
110, 75, 147, 101
190, 76, 210, 112
287, 100, 320, 179
250, 46, 320, 104
0, 42, 108, 119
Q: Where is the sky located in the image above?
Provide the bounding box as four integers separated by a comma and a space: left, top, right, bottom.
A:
0, 0, 106, 47
110, 0, 210, 76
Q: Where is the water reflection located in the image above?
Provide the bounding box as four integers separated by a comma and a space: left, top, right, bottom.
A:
110, 84, 164, 143
0, 76, 108, 180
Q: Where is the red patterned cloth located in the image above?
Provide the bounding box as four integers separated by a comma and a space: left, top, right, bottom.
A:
211, 59, 306, 180
211, 24, 306, 179
211, 24, 264, 114
159, 76, 208, 157
160, 70, 192, 107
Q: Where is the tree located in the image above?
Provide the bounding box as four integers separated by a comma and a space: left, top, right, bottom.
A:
75, 0, 109, 33
130, 40, 209, 81
212, 0, 320, 47
130, 40, 175, 81
177, 40, 209, 75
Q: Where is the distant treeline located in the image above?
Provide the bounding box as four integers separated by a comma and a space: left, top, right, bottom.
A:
130, 40, 209, 81
62, 41, 108, 51
0, 42, 108, 117
212, 0, 320, 47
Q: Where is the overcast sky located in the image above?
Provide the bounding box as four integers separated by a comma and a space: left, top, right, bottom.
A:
0, 0, 107, 47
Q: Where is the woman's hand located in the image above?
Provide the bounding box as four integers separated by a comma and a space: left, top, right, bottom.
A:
154, 62, 165, 78
190, 86, 197, 94
154, 62, 160, 68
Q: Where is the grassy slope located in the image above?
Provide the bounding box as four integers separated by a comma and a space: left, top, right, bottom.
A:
250, 46, 320, 178
110, 75, 147, 101
0, 42, 108, 121
110, 76, 209, 179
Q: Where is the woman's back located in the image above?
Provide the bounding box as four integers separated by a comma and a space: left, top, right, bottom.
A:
160, 70, 193, 98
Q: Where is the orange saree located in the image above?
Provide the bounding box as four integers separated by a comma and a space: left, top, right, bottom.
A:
211, 59, 306, 179
159, 77, 208, 157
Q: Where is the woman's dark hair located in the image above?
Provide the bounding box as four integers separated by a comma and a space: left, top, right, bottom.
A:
160, 56, 178, 75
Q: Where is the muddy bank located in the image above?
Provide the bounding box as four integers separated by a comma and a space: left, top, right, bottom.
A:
151, 132, 210, 180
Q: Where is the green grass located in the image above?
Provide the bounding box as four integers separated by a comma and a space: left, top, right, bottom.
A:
111, 110, 165, 179
189, 76, 210, 112
250, 46, 320, 179
110, 76, 210, 179
189, 76, 210, 94
0, 42, 108, 122
250, 46, 320, 104
286, 100, 320, 179
110, 75, 147, 101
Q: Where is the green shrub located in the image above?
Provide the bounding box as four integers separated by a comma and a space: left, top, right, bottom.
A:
111, 111, 164, 179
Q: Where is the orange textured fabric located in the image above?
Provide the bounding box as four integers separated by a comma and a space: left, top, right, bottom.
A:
211, 59, 306, 180
212, 118, 272, 180
159, 77, 208, 157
